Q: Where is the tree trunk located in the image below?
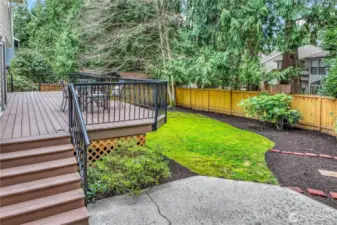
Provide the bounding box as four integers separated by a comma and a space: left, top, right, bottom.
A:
282, 19, 301, 93
156, 0, 175, 106
282, 50, 300, 93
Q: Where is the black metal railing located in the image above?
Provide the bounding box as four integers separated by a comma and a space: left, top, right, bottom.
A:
73, 80, 167, 129
67, 78, 167, 201
68, 84, 90, 202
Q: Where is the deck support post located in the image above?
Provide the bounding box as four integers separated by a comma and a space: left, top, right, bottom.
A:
153, 83, 159, 131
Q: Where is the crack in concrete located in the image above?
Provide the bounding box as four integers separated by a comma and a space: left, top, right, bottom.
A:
146, 192, 172, 225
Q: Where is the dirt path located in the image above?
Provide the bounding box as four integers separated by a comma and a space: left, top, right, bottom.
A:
177, 107, 337, 209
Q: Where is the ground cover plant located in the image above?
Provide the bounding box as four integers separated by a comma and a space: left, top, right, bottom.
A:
87, 140, 170, 202
147, 111, 277, 184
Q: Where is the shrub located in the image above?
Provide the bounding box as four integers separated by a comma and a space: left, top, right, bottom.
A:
320, 58, 337, 97
9, 74, 38, 92
87, 140, 170, 202
239, 93, 302, 130
10, 48, 52, 83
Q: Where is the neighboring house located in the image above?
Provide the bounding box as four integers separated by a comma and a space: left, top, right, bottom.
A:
261, 45, 328, 94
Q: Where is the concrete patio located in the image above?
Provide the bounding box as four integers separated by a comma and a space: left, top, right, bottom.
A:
88, 176, 337, 225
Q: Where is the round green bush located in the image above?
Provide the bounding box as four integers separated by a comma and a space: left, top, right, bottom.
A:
87, 140, 171, 202
239, 93, 302, 130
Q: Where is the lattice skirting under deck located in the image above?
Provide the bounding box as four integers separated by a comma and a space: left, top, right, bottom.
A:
82, 134, 146, 165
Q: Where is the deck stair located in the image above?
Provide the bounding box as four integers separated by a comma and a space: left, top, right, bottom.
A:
0, 139, 89, 225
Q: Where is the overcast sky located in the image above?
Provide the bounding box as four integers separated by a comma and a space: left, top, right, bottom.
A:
27, 0, 36, 10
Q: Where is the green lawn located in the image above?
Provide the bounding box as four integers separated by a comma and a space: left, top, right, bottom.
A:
147, 111, 277, 184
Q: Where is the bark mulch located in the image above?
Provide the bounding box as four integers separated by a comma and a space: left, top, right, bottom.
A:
165, 158, 198, 183
176, 107, 337, 209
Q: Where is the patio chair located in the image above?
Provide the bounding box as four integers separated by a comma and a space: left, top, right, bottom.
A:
78, 79, 110, 113
60, 81, 68, 112
111, 85, 124, 108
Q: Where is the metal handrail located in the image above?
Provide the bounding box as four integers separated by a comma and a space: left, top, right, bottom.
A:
68, 84, 90, 202
73, 81, 168, 85
68, 79, 167, 202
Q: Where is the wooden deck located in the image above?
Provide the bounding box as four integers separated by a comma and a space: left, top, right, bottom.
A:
0, 92, 159, 142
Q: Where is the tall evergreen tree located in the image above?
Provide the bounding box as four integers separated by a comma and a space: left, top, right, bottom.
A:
13, 1, 31, 47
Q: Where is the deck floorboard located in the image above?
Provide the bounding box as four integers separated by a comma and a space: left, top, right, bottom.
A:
0, 92, 157, 142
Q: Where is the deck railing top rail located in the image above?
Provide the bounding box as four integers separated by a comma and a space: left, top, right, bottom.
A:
72, 80, 167, 129
68, 84, 90, 202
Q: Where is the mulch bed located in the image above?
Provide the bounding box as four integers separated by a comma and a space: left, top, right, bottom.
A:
176, 107, 337, 209
165, 158, 198, 183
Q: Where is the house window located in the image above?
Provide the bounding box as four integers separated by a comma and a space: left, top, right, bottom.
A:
299, 60, 305, 70
319, 60, 326, 75
311, 59, 326, 75
311, 59, 318, 74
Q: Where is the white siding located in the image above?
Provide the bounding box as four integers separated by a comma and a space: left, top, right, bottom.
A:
0, 0, 12, 47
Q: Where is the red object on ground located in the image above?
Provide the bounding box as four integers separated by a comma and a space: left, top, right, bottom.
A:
307, 188, 327, 198
319, 154, 334, 159
292, 152, 306, 156
305, 153, 318, 157
270, 149, 281, 153
330, 192, 337, 200
281, 151, 293, 154
287, 187, 304, 193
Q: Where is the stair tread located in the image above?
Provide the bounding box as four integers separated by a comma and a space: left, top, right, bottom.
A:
0, 144, 73, 161
0, 189, 85, 219
0, 158, 77, 178
22, 207, 89, 225
0, 173, 81, 197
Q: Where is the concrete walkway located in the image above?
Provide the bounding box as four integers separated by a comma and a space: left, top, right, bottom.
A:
88, 176, 337, 225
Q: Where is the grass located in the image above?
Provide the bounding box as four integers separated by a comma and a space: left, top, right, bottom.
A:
147, 111, 278, 184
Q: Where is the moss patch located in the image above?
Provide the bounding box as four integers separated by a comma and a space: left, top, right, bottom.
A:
147, 111, 277, 184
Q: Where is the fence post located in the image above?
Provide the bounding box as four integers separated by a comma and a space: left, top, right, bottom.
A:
189, 88, 192, 108
230, 90, 233, 115
207, 89, 210, 111
153, 83, 159, 131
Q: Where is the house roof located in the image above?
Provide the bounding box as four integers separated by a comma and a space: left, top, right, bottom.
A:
261, 45, 326, 64
303, 51, 329, 59
79, 68, 151, 79
261, 52, 282, 64
119, 72, 151, 79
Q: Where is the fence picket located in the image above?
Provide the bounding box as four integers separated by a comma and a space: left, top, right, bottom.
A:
176, 88, 337, 136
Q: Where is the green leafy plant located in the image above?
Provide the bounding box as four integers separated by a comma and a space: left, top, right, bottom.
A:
10, 48, 52, 83
87, 140, 170, 202
8, 74, 38, 92
239, 94, 302, 130
266, 67, 301, 85
320, 58, 337, 97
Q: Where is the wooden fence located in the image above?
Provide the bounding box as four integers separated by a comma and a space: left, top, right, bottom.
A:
39, 83, 63, 92
176, 88, 337, 136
